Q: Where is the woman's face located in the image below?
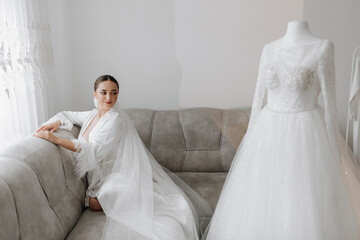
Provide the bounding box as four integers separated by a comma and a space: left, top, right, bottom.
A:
93, 80, 119, 111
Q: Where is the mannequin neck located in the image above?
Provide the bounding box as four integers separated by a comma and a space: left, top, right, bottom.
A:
281, 20, 320, 43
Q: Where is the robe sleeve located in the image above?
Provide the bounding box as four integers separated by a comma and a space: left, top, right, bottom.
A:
45, 111, 92, 131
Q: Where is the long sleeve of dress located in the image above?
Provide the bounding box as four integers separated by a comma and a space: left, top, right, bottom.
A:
249, 45, 267, 126
45, 111, 91, 131
72, 113, 122, 178
318, 40, 341, 162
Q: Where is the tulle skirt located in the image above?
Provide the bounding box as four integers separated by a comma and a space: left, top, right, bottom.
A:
205, 106, 360, 240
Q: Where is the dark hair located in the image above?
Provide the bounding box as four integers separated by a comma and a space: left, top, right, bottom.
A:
94, 75, 119, 91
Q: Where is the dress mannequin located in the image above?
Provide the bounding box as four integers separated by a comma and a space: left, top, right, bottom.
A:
276, 20, 321, 45
203, 20, 360, 240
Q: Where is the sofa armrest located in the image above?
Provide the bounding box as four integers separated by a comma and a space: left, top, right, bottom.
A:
0, 126, 85, 240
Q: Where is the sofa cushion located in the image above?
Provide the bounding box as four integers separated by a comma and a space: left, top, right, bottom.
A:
65, 209, 106, 240
179, 109, 223, 151
66, 206, 211, 240
126, 109, 156, 149
174, 172, 227, 210
220, 109, 250, 171
127, 107, 250, 172
65, 171, 228, 240
150, 110, 187, 171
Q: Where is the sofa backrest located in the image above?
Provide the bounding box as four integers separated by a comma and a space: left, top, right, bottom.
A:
127, 107, 250, 172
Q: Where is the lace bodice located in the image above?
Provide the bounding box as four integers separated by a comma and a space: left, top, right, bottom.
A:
255, 40, 332, 113
250, 39, 341, 161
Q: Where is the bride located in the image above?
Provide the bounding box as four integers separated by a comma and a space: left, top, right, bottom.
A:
34, 75, 212, 240
204, 21, 360, 240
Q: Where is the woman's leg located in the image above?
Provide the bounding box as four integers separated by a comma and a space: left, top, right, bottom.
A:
89, 197, 103, 211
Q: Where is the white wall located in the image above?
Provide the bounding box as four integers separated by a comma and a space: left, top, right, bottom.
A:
48, 0, 302, 111
303, 0, 360, 136
48, 0, 360, 137
176, 0, 303, 108
49, 0, 182, 111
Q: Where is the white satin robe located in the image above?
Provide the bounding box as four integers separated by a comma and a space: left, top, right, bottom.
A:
47, 108, 121, 206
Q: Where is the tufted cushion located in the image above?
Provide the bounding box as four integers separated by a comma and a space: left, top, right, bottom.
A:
179, 109, 223, 150
220, 109, 250, 171
126, 109, 156, 149
150, 110, 186, 171
128, 107, 250, 172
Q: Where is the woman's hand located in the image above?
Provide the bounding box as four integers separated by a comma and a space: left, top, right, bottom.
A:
36, 120, 61, 133
33, 129, 77, 152
33, 130, 60, 144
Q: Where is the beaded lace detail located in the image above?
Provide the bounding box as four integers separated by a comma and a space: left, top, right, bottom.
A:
249, 39, 341, 161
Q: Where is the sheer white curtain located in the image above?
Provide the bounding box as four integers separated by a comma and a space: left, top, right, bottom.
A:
0, 0, 54, 147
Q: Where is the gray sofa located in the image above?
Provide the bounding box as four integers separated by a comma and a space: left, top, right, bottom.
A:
0, 107, 250, 240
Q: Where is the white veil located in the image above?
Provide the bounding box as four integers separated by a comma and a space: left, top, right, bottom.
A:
96, 102, 213, 240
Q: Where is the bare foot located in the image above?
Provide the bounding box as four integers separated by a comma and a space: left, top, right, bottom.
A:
89, 197, 102, 211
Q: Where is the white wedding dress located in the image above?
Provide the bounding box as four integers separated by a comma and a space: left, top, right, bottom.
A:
204, 39, 360, 240
46, 103, 212, 240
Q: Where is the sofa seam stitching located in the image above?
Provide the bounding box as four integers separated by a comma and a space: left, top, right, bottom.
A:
68, 187, 84, 204
245, 106, 251, 121
4, 156, 50, 201
48, 195, 68, 232
52, 187, 84, 212
184, 148, 220, 151
51, 187, 72, 206
220, 110, 226, 171
178, 110, 188, 171
55, 146, 70, 196
148, 110, 156, 150
0, 177, 21, 239
67, 183, 84, 203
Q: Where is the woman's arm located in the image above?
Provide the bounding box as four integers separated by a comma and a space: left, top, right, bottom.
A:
39, 111, 92, 132
33, 130, 76, 152
35, 112, 122, 178
34, 111, 92, 150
